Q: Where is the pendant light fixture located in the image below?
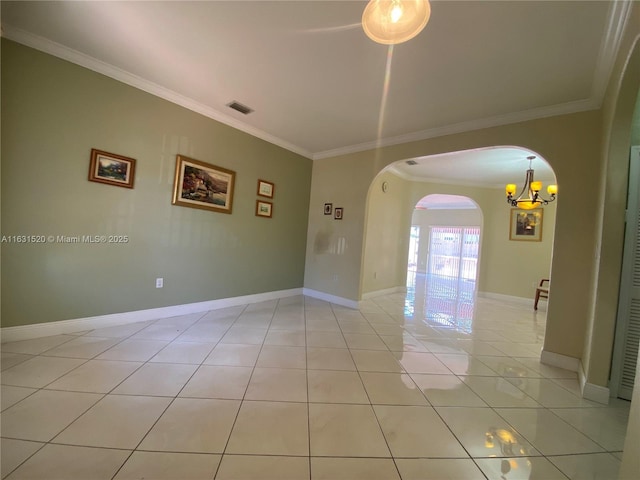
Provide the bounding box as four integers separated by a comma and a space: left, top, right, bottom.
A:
505, 156, 557, 210
362, 0, 431, 45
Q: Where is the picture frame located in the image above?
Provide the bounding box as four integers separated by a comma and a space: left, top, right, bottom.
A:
88, 148, 136, 189
172, 155, 236, 214
324, 203, 333, 215
509, 208, 543, 241
256, 200, 273, 218
334, 207, 343, 220
257, 179, 274, 198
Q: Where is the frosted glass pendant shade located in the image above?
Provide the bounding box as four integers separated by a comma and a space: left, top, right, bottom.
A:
362, 0, 431, 45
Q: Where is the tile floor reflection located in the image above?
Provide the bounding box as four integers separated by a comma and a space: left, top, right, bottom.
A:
0, 292, 631, 479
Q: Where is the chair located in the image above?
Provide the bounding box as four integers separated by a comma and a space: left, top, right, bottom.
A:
534, 279, 549, 310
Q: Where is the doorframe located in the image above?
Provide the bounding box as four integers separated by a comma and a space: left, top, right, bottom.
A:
610, 146, 640, 399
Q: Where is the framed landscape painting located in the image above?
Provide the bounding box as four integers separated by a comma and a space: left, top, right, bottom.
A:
257, 179, 274, 198
172, 155, 236, 214
509, 208, 543, 241
256, 200, 273, 218
89, 149, 136, 188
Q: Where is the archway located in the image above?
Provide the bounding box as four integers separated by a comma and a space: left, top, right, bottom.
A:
360, 146, 558, 309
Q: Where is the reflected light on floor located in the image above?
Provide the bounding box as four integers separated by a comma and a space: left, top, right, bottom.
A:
405, 270, 476, 334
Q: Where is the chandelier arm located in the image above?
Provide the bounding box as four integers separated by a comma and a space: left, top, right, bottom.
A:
513, 169, 535, 203
505, 156, 557, 209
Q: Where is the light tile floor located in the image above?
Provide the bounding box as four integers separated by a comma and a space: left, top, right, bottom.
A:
0, 293, 631, 479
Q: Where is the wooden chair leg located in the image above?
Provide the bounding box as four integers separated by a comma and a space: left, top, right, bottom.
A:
534, 290, 540, 310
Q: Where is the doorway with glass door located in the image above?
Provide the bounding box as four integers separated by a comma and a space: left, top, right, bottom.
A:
407, 225, 481, 332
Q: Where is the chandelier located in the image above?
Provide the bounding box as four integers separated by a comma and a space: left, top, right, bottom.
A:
505, 156, 557, 210
362, 0, 431, 45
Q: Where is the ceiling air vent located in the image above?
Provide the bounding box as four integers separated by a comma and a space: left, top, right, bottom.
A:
227, 101, 254, 115
406, 160, 418, 165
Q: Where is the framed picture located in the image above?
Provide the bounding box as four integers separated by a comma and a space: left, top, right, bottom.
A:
172, 155, 236, 214
256, 200, 273, 218
257, 179, 274, 198
324, 203, 333, 215
334, 207, 343, 220
88, 148, 136, 188
509, 208, 543, 241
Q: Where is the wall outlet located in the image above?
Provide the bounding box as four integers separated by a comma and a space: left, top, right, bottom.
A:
156, 278, 163, 288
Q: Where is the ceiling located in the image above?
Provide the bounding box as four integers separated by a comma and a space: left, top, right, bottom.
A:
1, 1, 630, 183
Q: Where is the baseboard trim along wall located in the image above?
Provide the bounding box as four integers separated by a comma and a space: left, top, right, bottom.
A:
361, 286, 407, 300
579, 362, 612, 405
1, 288, 304, 343
478, 291, 533, 306
540, 349, 581, 372
302, 288, 360, 310
541, 349, 610, 404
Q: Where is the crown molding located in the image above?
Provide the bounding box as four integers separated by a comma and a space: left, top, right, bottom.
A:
1, 25, 314, 160
312, 97, 598, 160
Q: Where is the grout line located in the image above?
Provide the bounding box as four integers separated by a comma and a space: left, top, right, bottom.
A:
304, 296, 313, 480
328, 302, 402, 479
212, 301, 277, 480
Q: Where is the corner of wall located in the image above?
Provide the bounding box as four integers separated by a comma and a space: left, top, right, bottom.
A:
579, 360, 612, 405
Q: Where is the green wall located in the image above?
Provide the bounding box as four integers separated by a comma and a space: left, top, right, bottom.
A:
1, 40, 312, 328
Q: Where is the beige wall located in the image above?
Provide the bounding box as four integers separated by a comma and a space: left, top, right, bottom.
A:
360, 172, 412, 295
1, 40, 312, 327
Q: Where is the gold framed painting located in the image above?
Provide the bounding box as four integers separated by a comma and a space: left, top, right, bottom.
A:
172, 155, 236, 214
88, 148, 136, 189
509, 208, 543, 241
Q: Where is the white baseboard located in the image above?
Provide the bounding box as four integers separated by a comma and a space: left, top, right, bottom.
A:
1, 288, 303, 343
478, 291, 532, 306
302, 288, 359, 309
579, 362, 611, 405
540, 349, 580, 372
361, 286, 407, 300
541, 350, 609, 404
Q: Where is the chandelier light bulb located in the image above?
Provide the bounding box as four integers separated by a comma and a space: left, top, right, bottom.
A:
362, 0, 431, 45
390, 3, 403, 23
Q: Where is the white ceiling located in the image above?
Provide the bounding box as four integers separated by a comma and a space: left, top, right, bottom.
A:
1, 1, 630, 183
389, 146, 556, 186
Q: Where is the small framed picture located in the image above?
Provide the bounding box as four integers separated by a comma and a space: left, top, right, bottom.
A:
172, 155, 235, 214
334, 207, 343, 220
256, 200, 273, 218
257, 179, 274, 198
88, 149, 136, 189
324, 203, 333, 215
509, 208, 543, 241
